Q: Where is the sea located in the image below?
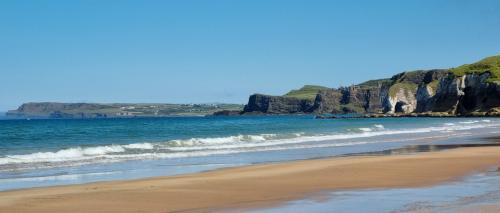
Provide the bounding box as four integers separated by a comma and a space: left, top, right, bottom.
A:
0, 116, 499, 191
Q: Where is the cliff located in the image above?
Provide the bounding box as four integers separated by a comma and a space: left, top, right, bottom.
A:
243, 94, 315, 114
242, 55, 500, 116
423, 73, 500, 115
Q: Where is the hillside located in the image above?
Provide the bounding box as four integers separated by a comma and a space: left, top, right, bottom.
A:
283, 85, 329, 100
7, 103, 244, 119
449, 55, 500, 83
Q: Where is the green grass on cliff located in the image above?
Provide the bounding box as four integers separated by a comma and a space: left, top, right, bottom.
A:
450, 55, 500, 83
388, 82, 418, 98
284, 85, 329, 100
357, 78, 392, 88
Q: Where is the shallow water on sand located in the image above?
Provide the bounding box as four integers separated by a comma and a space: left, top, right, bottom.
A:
250, 170, 500, 213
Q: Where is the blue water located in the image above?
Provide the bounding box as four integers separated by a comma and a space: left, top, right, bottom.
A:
0, 116, 499, 191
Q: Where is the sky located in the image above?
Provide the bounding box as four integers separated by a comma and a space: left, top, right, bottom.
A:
1, 0, 500, 111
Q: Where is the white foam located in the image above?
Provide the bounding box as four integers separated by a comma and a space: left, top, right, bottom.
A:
0, 145, 125, 164
168, 134, 279, 147
1, 120, 498, 169
162, 123, 495, 152
459, 120, 479, 124
54, 131, 473, 163
123, 143, 154, 150
358, 124, 384, 132
81, 145, 125, 155
294, 132, 305, 137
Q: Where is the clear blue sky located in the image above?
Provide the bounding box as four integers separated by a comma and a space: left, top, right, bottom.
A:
1, 0, 500, 111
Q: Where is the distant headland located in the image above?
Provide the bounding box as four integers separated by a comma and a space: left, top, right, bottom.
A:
6, 103, 243, 119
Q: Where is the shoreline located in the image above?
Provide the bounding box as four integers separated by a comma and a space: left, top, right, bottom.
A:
0, 146, 499, 212
314, 113, 500, 119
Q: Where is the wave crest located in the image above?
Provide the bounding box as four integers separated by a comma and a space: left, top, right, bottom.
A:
0, 120, 497, 170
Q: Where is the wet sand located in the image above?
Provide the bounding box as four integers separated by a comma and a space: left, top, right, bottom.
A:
0, 146, 499, 213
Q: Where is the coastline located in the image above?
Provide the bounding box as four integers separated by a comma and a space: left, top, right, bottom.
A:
0, 146, 499, 212
314, 113, 500, 119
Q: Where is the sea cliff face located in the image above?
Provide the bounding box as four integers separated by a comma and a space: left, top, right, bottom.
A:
241, 56, 500, 116
426, 73, 500, 115
243, 94, 315, 114
310, 85, 388, 114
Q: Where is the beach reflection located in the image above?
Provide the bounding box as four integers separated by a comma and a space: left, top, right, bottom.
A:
251, 170, 500, 213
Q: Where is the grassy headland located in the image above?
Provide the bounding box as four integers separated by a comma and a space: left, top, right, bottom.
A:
284, 85, 329, 100
450, 55, 500, 83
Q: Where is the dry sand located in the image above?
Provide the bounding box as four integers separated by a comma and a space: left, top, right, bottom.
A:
1, 146, 499, 213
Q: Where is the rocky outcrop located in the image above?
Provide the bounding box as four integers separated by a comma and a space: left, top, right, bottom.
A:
339, 85, 387, 113
423, 75, 463, 114
385, 85, 417, 113
309, 89, 343, 113
243, 94, 315, 114
212, 110, 243, 116
420, 73, 500, 115
382, 70, 447, 114
244, 83, 389, 115
241, 62, 499, 116
457, 73, 500, 114
415, 83, 436, 112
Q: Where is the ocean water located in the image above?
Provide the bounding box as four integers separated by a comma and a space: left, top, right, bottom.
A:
0, 116, 499, 191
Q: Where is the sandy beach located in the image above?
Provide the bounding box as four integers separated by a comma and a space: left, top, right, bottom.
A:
0, 146, 499, 213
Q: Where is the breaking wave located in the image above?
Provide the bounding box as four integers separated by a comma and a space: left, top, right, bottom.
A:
358, 124, 385, 132
0, 119, 497, 170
